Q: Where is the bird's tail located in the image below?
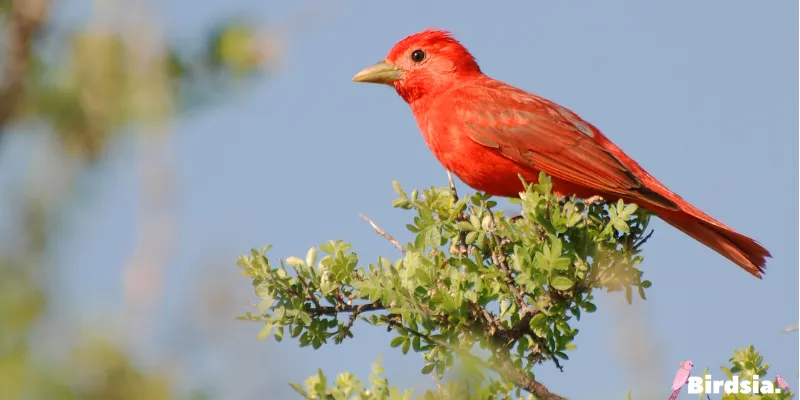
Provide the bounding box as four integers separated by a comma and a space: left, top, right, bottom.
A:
656, 204, 771, 278
667, 388, 681, 400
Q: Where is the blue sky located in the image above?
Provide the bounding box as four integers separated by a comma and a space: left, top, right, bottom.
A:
9, 0, 797, 398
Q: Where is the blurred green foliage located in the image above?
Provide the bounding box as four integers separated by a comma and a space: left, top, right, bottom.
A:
0, 1, 271, 399
19, 20, 269, 161
284, 345, 793, 400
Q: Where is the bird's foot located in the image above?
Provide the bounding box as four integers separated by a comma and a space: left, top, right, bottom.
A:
584, 195, 605, 205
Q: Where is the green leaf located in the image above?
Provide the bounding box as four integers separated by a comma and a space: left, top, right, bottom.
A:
456, 221, 474, 231
421, 364, 435, 375
299, 312, 312, 326
534, 172, 552, 194
550, 276, 574, 291
319, 242, 335, 254
566, 211, 582, 227
290, 323, 303, 338
392, 198, 410, 208
306, 247, 317, 268
550, 236, 562, 260
257, 297, 273, 314
620, 203, 638, 219
390, 336, 405, 348
288, 382, 308, 397
372, 357, 385, 376
552, 257, 571, 271
613, 218, 630, 233
392, 180, 405, 196
258, 323, 274, 340
529, 313, 547, 330
285, 256, 304, 268
401, 338, 411, 354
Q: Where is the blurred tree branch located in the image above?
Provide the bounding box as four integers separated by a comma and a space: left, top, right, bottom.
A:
0, 0, 46, 128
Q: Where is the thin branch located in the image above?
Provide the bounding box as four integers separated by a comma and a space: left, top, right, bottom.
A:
632, 229, 655, 251
300, 296, 386, 341
307, 300, 385, 316
447, 170, 470, 256
502, 310, 534, 349
494, 354, 568, 400
447, 170, 458, 202
360, 213, 406, 254
431, 375, 443, 393
550, 354, 564, 372
0, 0, 48, 128
471, 303, 500, 335
486, 207, 525, 309
495, 253, 524, 309
302, 279, 322, 309
385, 317, 567, 400
335, 288, 347, 304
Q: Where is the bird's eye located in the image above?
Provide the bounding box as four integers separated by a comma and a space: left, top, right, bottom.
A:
410, 49, 426, 63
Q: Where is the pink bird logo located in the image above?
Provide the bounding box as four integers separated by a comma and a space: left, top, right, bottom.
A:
668, 360, 693, 400
776, 375, 791, 397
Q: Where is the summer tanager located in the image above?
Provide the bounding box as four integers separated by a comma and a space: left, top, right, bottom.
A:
352, 28, 770, 278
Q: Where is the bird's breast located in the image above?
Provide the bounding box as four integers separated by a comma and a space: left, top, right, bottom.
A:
415, 112, 538, 197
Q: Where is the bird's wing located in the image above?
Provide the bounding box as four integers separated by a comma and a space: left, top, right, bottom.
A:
776, 376, 789, 391
671, 369, 690, 391
450, 82, 679, 210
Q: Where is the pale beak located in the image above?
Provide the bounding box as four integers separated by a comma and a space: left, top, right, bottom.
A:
352, 61, 403, 85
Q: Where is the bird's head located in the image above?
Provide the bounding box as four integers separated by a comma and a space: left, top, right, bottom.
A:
352, 28, 482, 104
680, 360, 694, 369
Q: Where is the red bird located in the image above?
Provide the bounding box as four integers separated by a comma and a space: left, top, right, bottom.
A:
352, 28, 770, 278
